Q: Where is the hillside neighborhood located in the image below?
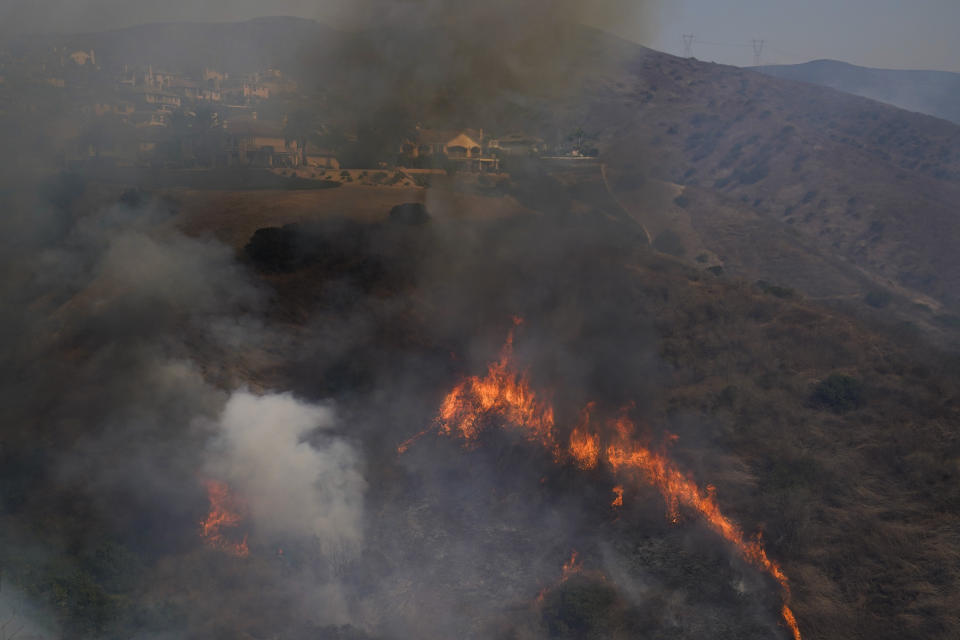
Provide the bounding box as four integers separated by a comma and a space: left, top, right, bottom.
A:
0, 44, 589, 175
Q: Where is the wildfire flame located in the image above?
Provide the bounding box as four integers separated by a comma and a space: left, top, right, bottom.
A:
402, 322, 802, 640
435, 322, 555, 450
200, 479, 250, 557
611, 485, 624, 508
536, 549, 585, 604
569, 403, 600, 470
560, 550, 582, 582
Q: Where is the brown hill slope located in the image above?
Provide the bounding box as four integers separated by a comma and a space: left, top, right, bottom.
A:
581, 50, 960, 311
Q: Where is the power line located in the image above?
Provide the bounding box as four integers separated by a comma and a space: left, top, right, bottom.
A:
752, 39, 765, 66
692, 39, 751, 48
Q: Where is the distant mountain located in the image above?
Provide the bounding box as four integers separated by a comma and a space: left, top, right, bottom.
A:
755, 59, 960, 125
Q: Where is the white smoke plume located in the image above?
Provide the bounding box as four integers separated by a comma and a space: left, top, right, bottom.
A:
206, 391, 366, 552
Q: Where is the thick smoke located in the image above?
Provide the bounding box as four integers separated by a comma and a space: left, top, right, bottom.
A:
206, 391, 365, 550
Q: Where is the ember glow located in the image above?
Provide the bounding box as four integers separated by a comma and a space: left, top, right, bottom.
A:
403, 322, 803, 640
200, 479, 250, 557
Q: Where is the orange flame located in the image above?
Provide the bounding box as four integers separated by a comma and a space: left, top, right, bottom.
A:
603, 421, 801, 639
611, 485, 624, 508
536, 549, 585, 605
410, 323, 802, 639
569, 403, 600, 470
560, 550, 582, 582
200, 479, 250, 557
436, 324, 555, 449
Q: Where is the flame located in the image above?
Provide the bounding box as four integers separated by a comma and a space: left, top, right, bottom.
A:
435, 323, 555, 449
611, 485, 624, 508
200, 479, 250, 557
603, 420, 801, 639
536, 549, 584, 605
560, 550, 582, 582
406, 322, 802, 639
569, 403, 600, 469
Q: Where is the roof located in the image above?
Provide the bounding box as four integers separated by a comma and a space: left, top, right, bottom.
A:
416, 128, 483, 146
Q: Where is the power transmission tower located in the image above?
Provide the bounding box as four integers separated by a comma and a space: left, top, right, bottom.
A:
752, 39, 765, 66
682, 34, 695, 58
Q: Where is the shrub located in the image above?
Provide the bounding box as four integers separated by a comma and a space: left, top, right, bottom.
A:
653, 230, 686, 257
756, 280, 795, 299
812, 374, 864, 413
864, 289, 893, 309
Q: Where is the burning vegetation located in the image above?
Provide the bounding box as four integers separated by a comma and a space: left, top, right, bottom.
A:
401, 321, 803, 639
200, 479, 250, 558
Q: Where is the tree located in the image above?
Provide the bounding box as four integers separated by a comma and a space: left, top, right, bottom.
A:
283, 108, 320, 167
570, 127, 585, 151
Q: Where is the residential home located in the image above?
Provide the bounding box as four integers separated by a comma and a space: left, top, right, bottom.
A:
168, 78, 200, 100
139, 89, 182, 109
203, 68, 228, 89
401, 128, 498, 171
93, 100, 135, 118
242, 83, 271, 100
224, 118, 301, 168
199, 88, 222, 102
132, 110, 171, 128
68, 50, 95, 66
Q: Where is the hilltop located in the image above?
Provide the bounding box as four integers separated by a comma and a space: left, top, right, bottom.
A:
756, 59, 960, 126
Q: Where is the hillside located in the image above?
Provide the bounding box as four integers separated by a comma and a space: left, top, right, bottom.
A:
756, 59, 960, 126
2, 15, 960, 640
572, 49, 960, 322
256, 23, 960, 325
2, 16, 343, 76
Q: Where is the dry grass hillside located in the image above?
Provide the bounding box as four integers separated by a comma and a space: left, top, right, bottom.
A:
581, 48, 960, 313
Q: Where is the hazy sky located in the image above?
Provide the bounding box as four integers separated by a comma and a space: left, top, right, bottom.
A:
649, 0, 960, 71
1, 0, 958, 72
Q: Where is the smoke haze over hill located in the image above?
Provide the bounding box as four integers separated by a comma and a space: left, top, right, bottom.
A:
1, 2, 960, 640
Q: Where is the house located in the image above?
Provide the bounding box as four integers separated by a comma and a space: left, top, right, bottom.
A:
93, 100, 135, 118
401, 128, 499, 171
132, 110, 171, 128
242, 83, 271, 100
68, 50, 95, 66
139, 89, 181, 109
403, 128, 483, 157
224, 118, 301, 168
168, 78, 200, 100
199, 88, 222, 102
203, 68, 228, 89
